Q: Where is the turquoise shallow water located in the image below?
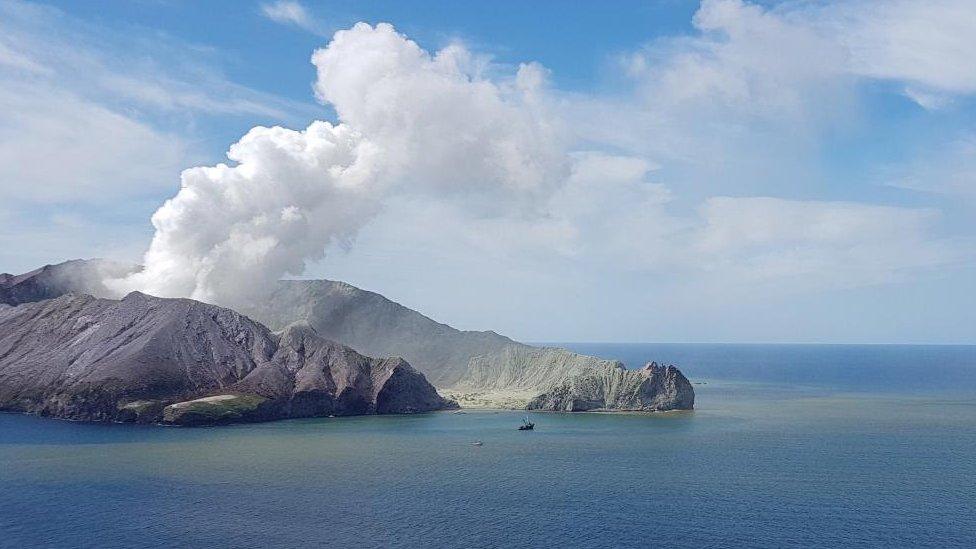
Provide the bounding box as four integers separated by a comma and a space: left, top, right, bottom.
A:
2, 344, 975, 548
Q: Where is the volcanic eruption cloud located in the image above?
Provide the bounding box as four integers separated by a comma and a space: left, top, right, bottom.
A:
109, 22, 567, 306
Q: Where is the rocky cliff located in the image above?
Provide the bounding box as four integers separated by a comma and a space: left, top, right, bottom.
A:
451, 345, 694, 411
526, 362, 695, 412
457, 344, 624, 391
0, 292, 455, 425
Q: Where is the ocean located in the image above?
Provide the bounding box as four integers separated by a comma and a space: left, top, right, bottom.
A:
2, 344, 975, 548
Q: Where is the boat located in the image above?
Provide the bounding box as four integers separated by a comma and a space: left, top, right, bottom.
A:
472, 440, 483, 446
518, 417, 535, 431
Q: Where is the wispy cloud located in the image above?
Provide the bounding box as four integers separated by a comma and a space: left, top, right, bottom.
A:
261, 0, 323, 35
0, 0, 318, 270
0, 1, 317, 123
884, 135, 976, 200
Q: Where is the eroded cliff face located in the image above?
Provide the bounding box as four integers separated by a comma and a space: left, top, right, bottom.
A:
0, 293, 455, 425
457, 345, 622, 391
230, 322, 456, 419
526, 362, 695, 412
451, 346, 694, 411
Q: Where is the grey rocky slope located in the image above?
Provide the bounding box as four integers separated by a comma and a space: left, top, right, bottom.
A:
0, 292, 454, 424
2, 263, 513, 387
2, 260, 694, 412
235, 279, 519, 387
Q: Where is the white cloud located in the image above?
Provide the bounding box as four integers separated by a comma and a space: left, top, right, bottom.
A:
0, 83, 185, 203
902, 87, 952, 111
613, 0, 976, 174
0, 207, 154, 276
115, 22, 573, 304
886, 135, 976, 200
319, 154, 962, 300
0, 6, 191, 208
627, 0, 851, 119
255, 1, 974, 343
312, 23, 569, 209
0, 0, 969, 343
818, 0, 976, 106
0, 0, 321, 275
584, 0, 859, 195
691, 197, 958, 287
114, 16, 971, 311
0, 39, 49, 74
0, 0, 320, 206
464, 189, 959, 291
261, 1, 321, 34
666, 0, 976, 111
109, 122, 383, 304
0, 0, 315, 122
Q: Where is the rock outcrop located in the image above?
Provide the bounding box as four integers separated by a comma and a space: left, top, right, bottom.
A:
0, 292, 455, 425
526, 362, 695, 412
452, 345, 694, 411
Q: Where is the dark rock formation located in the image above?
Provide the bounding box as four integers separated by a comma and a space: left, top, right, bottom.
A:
0, 292, 455, 425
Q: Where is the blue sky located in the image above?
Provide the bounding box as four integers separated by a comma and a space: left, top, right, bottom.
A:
0, 0, 974, 343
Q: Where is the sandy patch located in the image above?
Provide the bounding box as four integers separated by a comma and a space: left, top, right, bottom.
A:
440, 389, 538, 410
168, 394, 239, 409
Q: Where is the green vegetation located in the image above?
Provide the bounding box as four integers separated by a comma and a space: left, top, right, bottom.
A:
162, 394, 268, 425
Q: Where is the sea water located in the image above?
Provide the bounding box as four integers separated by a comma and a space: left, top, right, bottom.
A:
1, 344, 974, 548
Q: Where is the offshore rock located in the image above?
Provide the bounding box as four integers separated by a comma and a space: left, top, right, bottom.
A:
455, 344, 694, 411
525, 361, 695, 412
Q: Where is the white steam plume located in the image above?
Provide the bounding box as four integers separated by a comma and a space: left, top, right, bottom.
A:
109, 122, 382, 304
311, 23, 568, 205
109, 22, 566, 305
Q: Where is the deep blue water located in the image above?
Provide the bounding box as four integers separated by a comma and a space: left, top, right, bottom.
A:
2, 344, 975, 548
552, 342, 976, 394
